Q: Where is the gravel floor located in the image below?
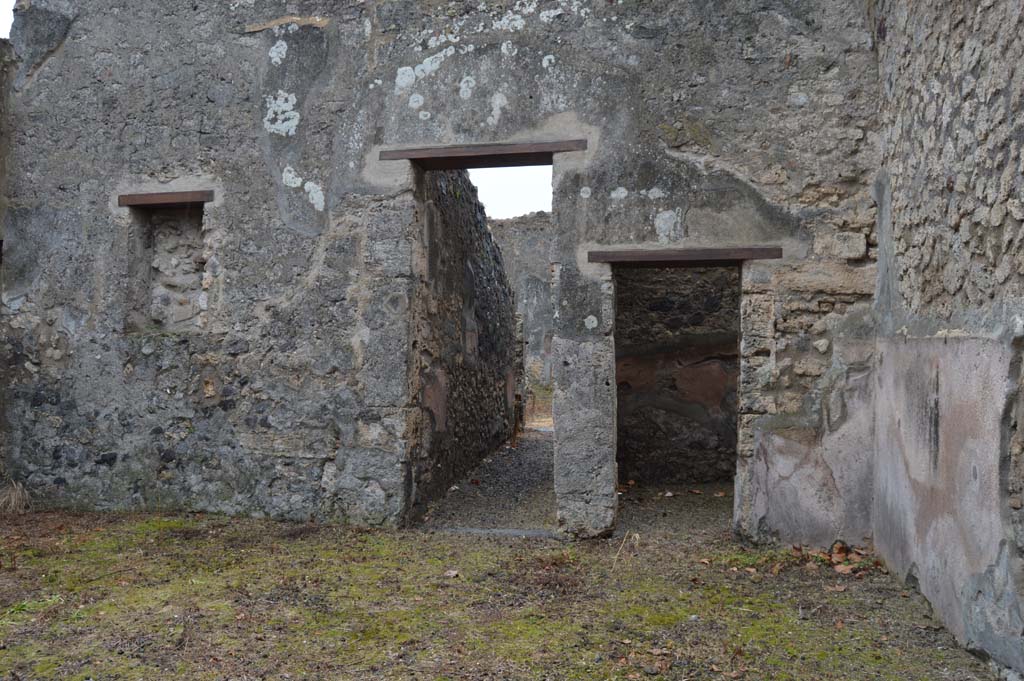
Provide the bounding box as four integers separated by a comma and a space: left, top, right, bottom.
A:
421, 429, 737, 540
422, 429, 557, 533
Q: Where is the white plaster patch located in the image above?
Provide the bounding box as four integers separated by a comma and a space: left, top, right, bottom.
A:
414, 46, 456, 80
584, 315, 598, 330
501, 41, 518, 57
363, 18, 372, 36
542, 54, 556, 69
580, 186, 592, 198
394, 46, 457, 94
486, 92, 508, 127
304, 181, 325, 212
282, 166, 303, 188
565, 0, 593, 18
540, 8, 564, 22
408, 93, 424, 109
655, 209, 681, 242
493, 11, 526, 31
428, 32, 461, 49
269, 40, 288, 65
394, 66, 416, 94
419, 111, 432, 120
645, 187, 667, 199
610, 187, 628, 201
263, 91, 300, 137
459, 76, 476, 100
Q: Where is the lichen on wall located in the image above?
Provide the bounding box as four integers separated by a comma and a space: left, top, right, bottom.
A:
614, 267, 740, 484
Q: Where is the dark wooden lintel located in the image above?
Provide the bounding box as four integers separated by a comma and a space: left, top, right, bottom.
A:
118, 190, 215, 208
379, 139, 588, 170
588, 247, 783, 267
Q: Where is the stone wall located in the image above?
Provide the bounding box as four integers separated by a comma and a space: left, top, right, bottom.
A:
408, 169, 517, 517
615, 267, 739, 484
0, 38, 12, 485
489, 212, 554, 391
0, 1, 883, 545
870, 0, 1024, 672
1, 1, 425, 525
0, 39, 11, 241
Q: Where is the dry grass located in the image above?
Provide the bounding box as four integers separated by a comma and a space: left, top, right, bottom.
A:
0, 481, 29, 516
0, 509, 997, 680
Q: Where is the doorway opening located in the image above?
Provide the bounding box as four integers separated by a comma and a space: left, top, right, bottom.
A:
473, 166, 555, 431
383, 142, 575, 535
613, 265, 741, 529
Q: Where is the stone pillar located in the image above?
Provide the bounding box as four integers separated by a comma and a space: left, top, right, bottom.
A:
733, 278, 777, 540
551, 260, 618, 538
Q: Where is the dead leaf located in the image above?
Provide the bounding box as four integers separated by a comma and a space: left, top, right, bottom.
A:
833, 564, 856, 575
744, 567, 757, 575
663, 491, 674, 498
443, 569, 460, 579
825, 584, 848, 593
714, 491, 727, 498
699, 558, 711, 565
834, 618, 845, 630
688, 489, 704, 495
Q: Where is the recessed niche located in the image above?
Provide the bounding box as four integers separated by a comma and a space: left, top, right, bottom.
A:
127, 204, 208, 333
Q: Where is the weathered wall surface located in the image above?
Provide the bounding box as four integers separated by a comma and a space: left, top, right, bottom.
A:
1, 1, 423, 524
490, 212, 555, 391
0, 39, 11, 239
408, 169, 517, 517
0, 1, 881, 542
871, 0, 1024, 672
615, 267, 739, 484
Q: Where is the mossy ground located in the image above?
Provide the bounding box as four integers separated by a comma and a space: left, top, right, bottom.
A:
0, 501, 995, 680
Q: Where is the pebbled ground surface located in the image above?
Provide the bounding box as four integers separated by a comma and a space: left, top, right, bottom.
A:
422, 429, 557, 534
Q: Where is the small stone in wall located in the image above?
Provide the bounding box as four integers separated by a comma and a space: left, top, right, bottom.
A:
794, 359, 826, 376
813, 339, 831, 354
817, 232, 867, 260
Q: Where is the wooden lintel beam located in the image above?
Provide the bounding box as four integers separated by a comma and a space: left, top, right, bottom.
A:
587, 247, 783, 267
379, 139, 588, 169
118, 190, 215, 208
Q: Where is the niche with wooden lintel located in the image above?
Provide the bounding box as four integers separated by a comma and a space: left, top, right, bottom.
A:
120, 190, 215, 333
